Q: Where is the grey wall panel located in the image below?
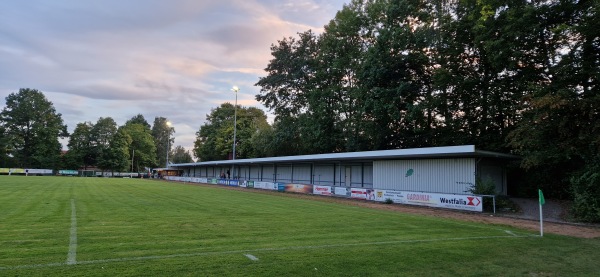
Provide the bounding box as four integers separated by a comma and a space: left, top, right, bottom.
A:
292, 165, 312, 183
262, 166, 275, 181
373, 159, 476, 194
314, 164, 335, 185
276, 165, 292, 182
249, 165, 262, 180
363, 165, 373, 188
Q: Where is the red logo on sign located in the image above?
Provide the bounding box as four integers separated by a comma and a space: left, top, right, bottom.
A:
467, 197, 481, 206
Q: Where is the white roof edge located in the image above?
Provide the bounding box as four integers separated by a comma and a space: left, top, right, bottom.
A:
170, 145, 493, 167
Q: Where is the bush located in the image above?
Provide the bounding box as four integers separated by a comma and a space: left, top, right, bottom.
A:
570, 164, 600, 223
383, 198, 394, 204
465, 178, 496, 212
466, 178, 496, 196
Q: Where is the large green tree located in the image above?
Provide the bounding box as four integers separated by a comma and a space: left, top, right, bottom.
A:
0, 88, 68, 168
193, 104, 269, 161
0, 125, 12, 167
170, 145, 194, 164
508, 0, 600, 201
126, 114, 151, 129
65, 122, 94, 169
98, 128, 131, 175
151, 117, 174, 167
121, 121, 156, 172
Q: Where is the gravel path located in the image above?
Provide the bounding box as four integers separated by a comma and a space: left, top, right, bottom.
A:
508, 198, 567, 222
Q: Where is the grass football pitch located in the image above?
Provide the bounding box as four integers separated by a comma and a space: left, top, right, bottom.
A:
0, 176, 598, 276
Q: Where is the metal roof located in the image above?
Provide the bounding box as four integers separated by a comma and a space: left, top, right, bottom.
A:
172, 145, 518, 167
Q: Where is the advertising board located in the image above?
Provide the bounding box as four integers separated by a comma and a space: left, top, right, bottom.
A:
254, 181, 277, 190
313, 185, 332, 196
283, 184, 313, 194
334, 187, 348, 196
373, 189, 482, 212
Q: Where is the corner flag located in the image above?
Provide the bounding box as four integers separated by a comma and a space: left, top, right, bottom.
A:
538, 189, 545, 236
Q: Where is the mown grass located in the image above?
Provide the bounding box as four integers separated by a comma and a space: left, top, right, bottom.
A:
0, 176, 598, 276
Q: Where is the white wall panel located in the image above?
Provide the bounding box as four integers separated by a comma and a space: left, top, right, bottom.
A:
373, 159, 475, 194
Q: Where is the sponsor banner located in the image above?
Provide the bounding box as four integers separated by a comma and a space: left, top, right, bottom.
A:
436, 194, 482, 212
26, 169, 53, 174
210, 178, 218, 184
334, 187, 348, 196
313, 185, 332, 196
59, 170, 78, 175
284, 184, 313, 194
254, 181, 277, 190
217, 179, 228, 185
191, 178, 201, 183
0, 168, 9, 173
242, 181, 254, 188
228, 180, 239, 187
377, 190, 482, 212
374, 190, 406, 204
350, 188, 368, 199
254, 181, 267, 189
405, 192, 436, 206
351, 188, 376, 200
198, 178, 208, 183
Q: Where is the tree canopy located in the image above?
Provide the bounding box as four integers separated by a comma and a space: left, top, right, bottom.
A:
152, 117, 174, 167
0, 88, 67, 168
254, 0, 599, 219
193, 103, 270, 161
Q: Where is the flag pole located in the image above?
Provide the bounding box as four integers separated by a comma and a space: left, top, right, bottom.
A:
538, 189, 545, 237
539, 200, 543, 237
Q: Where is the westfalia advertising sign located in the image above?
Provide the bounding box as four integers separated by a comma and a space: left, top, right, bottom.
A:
374, 190, 482, 212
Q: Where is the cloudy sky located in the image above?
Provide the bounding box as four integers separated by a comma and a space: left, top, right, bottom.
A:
0, 0, 349, 155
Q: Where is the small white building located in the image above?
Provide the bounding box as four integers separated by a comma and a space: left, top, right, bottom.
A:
170, 145, 517, 195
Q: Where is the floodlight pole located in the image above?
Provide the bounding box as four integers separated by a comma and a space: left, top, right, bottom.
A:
231, 86, 239, 179
166, 121, 171, 168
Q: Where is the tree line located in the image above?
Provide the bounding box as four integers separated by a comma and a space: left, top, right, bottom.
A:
0, 88, 194, 173
249, 0, 598, 220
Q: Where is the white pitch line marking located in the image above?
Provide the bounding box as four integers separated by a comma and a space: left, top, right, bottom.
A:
504, 230, 517, 236
1, 234, 531, 270
67, 199, 77, 265
244, 254, 259, 261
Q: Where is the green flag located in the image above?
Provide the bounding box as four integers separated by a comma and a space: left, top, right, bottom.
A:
539, 189, 545, 205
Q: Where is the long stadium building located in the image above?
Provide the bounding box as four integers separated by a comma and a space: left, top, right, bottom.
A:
167, 145, 517, 197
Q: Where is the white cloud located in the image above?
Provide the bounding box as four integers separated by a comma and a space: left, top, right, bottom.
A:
0, 0, 349, 153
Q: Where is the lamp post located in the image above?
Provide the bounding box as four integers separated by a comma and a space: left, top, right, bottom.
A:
231, 86, 239, 160
231, 86, 239, 179
166, 121, 171, 168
